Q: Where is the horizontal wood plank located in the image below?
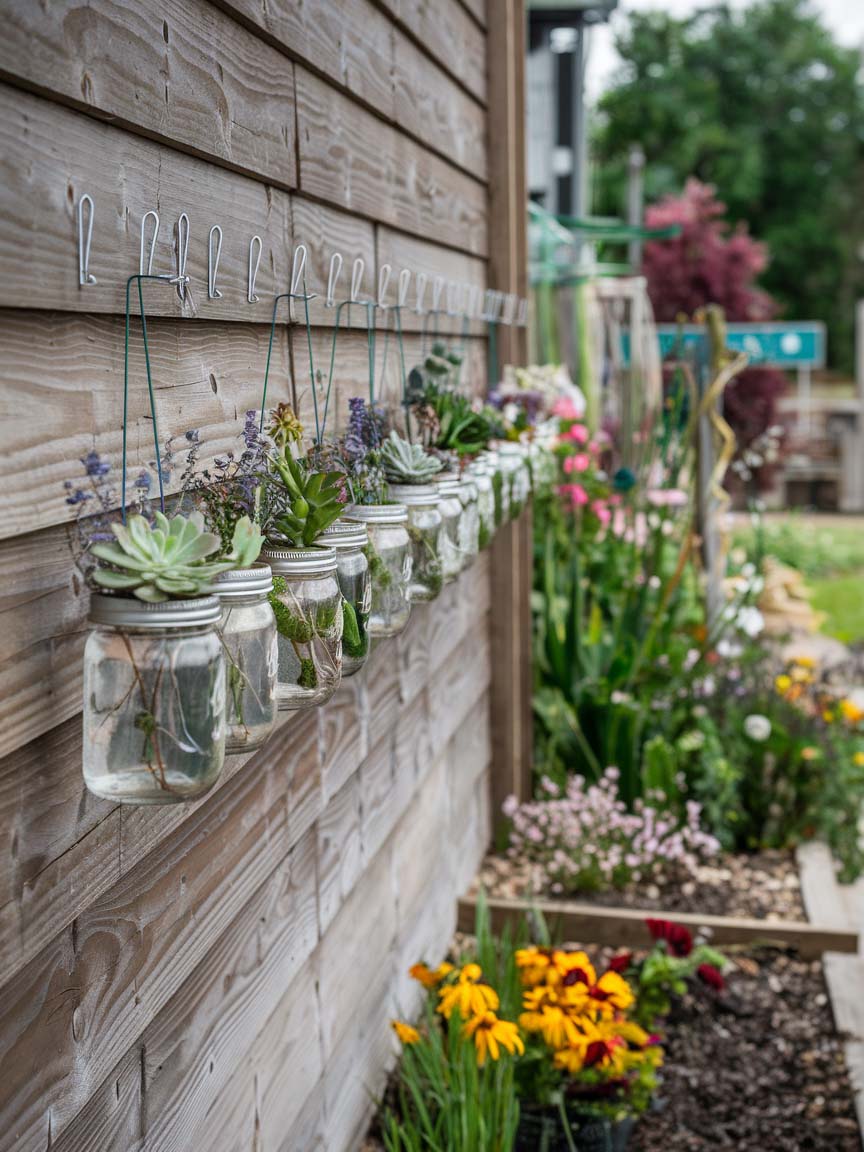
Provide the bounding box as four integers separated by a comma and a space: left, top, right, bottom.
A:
295, 69, 488, 257
379, 0, 486, 105
0, 0, 297, 189
457, 896, 861, 960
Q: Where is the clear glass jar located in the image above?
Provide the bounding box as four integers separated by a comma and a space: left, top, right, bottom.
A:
434, 475, 464, 583
388, 484, 444, 602
499, 443, 531, 519
211, 564, 278, 754
83, 594, 226, 804
347, 504, 412, 638
457, 475, 480, 564
471, 462, 495, 550
263, 546, 343, 711
318, 519, 372, 677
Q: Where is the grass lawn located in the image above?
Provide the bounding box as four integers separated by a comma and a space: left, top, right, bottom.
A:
809, 573, 864, 644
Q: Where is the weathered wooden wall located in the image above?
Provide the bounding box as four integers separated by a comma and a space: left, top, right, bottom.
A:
0, 0, 517, 1147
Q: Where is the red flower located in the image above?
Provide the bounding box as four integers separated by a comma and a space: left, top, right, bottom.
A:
697, 963, 725, 991
608, 952, 632, 974
646, 918, 693, 957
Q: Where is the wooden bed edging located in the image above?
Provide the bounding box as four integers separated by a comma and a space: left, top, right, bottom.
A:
456, 894, 860, 960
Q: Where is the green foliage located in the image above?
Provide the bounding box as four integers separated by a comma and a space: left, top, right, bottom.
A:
91, 510, 234, 602
380, 431, 445, 484
268, 448, 344, 547
412, 377, 503, 457
594, 0, 864, 371
732, 515, 864, 580
228, 515, 264, 568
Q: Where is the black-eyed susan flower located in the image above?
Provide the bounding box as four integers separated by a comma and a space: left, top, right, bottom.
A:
840, 699, 864, 725
514, 946, 554, 987
391, 1020, 420, 1045
462, 1011, 524, 1066
409, 961, 453, 989
587, 970, 636, 1014
519, 988, 582, 1048
437, 963, 499, 1019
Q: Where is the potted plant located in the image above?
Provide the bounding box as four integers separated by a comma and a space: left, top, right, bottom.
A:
380, 430, 446, 602
260, 403, 345, 710
83, 510, 260, 803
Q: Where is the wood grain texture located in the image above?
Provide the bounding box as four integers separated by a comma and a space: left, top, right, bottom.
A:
0, 0, 297, 188
295, 69, 488, 257
379, 0, 487, 105
0, 83, 293, 320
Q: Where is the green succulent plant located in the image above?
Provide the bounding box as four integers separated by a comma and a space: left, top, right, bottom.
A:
229, 515, 264, 567
380, 431, 444, 485
269, 449, 345, 547
91, 511, 234, 602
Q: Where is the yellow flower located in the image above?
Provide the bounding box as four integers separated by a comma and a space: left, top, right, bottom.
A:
854, 752, 864, 767
268, 401, 304, 447
801, 746, 821, 761
409, 961, 453, 989
438, 964, 500, 1019
587, 970, 636, 1015
519, 988, 583, 1048
775, 674, 792, 696
515, 947, 553, 987
791, 655, 817, 670
790, 666, 814, 684
391, 1020, 420, 1046
462, 1011, 524, 1066
822, 710, 835, 724
840, 700, 864, 726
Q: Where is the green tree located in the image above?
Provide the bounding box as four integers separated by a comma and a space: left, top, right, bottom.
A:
594, 0, 864, 371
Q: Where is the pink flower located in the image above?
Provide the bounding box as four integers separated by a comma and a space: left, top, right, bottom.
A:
552, 397, 583, 420
563, 453, 590, 474
560, 483, 589, 507
567, 423, 589, 444
591, 500, 611, 527
646, 488, 688, 507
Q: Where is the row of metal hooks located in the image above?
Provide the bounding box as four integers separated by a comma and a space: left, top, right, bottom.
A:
76, 193, 530, 326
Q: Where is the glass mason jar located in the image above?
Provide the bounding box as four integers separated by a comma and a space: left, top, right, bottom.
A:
83, 594, 226, 804
499, 443, 531, 519
317, 519, 372, 677
346, 504, 412, 637
457, 475, 480, 564
433, 474, 464, 583
387, 484, 444, 602
485, 450, 510, 527
262, 546, 343, 711
470, 462, 495, 550
210, 563, 279, 754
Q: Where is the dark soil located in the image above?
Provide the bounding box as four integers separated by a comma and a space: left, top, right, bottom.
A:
475, 850, 806, 922
633, 947, 859, 1152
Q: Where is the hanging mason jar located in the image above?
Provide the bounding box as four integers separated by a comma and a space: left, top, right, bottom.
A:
433, 474, 464, 583
484, 450, 510, 527
456, 474, 480, 564
471, 461, 495, 550
210, 564, 278, 754
346, 504, 412, 637
83, 594, 226, 804
387, 484, 444, 602
498, 443, 531, 519
317, 519, 372, 677
263, 546, 344, 711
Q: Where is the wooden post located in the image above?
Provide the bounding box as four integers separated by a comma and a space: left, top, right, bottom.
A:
487, 0, 533, 839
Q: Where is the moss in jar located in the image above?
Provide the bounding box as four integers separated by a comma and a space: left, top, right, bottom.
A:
341, 597, 370, 660
478, 520, 491, 550
491, 470, 504, 527
269, 576, 314, 642
407, 522, 443, 598
364, 539, 393, 590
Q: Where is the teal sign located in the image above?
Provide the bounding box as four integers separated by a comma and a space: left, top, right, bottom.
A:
622, 322, 826, 369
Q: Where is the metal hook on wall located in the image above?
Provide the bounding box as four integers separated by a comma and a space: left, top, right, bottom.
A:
446, 280, 459, 317
326, 252, 343, 308
350, 257, 365, 303
289, 244, 308, 319
77, 194, 96, 287
208, 225, 223, 300
247, 235, 262, 303
175, 212, 190, 300
378, 263, 392, 308
415, 271, 428, 314
397, 268, 411, 308
139, 210, 160, 276
431, 275, 445, 315
517, 297, 529, 327
503, 293, 518, 326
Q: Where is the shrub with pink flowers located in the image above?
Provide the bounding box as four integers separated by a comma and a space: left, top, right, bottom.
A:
503, 769, 720, 897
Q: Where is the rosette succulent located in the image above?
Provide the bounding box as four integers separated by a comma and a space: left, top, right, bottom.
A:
90, 511, 236, 602
380, 431, 444, 485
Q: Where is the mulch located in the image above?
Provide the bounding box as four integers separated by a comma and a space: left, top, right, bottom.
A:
475, 849, 807, 922
632, 947, 859, 1152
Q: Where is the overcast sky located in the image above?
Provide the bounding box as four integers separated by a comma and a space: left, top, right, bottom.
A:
586, 0, 864, 99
